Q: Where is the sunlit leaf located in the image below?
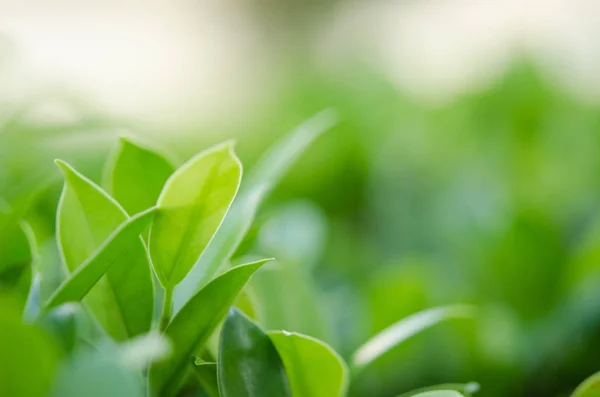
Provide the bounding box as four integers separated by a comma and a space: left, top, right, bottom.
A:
174, 110, 336, 312
269, 330, 348, 397
103, 137, 175, 216
55, 160, 153, 340
219, 308, 291, 397
149, 259, 269, 397
46, 208, 155, 310
351, 305, 475, 370
572, 372, 600, 397
149, 141, 241, 289
192, 359, 219, 397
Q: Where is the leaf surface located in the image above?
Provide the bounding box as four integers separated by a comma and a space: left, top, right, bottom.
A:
269, 330, 348, 397
149, 259, 268, 396
56, 160, 153, 340
149, 142, 241, 288
219, 308, 291, 397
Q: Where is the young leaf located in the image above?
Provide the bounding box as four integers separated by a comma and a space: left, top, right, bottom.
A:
103, 137, 175, 216
192, 359, 219, 397
351, 305, 474, 370
219, 308, 291, 397
45, 208, 156, 310
174, 110, 337, 312
149, 141, 242, 289
148, 259, 269, 396
55, 160, 153, 340
572, 372, 600, 397
37, 303, 80, 353
268, 330, 348, 397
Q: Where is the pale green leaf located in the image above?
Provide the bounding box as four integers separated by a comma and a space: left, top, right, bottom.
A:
408, 392, 464, 397
103, 137, 175, 216
46, 208, 156, 310
174, 110, 337, 312
219, 308, 291, 397
55, 160, 153, 340
269, 330, 348, 397
351, 305, 475, 370
149, 141, 242, 289
572, 372, 600, 397
149, 259, 269, 396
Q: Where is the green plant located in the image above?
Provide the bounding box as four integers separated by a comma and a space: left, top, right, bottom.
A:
1, 110, 599, 397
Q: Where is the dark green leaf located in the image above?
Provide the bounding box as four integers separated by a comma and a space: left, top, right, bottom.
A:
269, 330, 348, 397
149, 259, 269, 397
396, 383, 479, 397
103, 137, 175, 215
55, 160, 154, 340
45, 208, 156, 310
219, 308, 291, 397
149, 141, 242, 289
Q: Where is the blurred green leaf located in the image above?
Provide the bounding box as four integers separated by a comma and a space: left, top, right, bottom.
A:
219, 308, 291, 397
192, 360, 219, 397
149, 259, 269, 397
407, 392, 464, 397
0, 295, 59, 397
352, 305, 475, 371
396, 383, 479, 397
55, 160, 153, 340
0, 205, 35, 303
103, 137, 174, 216
174, 110, 337, 311
45, 208, 156, 310
50, 345, 144, 397
269, 330, 348, 397
149, 141, 241, 289
37, 303, 79, 353
572, 372, 600, 397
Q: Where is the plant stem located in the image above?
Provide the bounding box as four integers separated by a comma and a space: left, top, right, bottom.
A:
159, 287, 173, 331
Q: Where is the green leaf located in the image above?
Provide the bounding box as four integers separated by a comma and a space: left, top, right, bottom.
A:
0, 295, 59, 397
50, 345, 144, 397
0, 204, 35, 302
192, 359, 219, 397
268, 330, 348, 397
396, 383, 479, 397
351, 305, 475, 371
149, 259, 269, 396
103, 137, 175, 216
572, 372, 600, 397
174, 110, 337, 311
407, 392, 464, 397
149, 141, 242, 289
219, 308, 291, 397
37, 303, 79, 353
55, 160, 154, 340
45, 208, 156, 310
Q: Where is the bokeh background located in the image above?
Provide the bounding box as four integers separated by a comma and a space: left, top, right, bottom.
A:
3, 1, 600, 396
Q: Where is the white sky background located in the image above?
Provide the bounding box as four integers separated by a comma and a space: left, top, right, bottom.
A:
0, 1, 272, 130
1, 0, 599, 130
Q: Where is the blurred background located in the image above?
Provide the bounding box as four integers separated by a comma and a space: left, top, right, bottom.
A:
3, 0, 600, 396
